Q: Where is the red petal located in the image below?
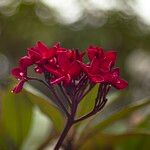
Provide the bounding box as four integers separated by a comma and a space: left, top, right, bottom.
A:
68, 61, 81, 77
104, 51, 117, 66
44, 65, 61, 77
89, 75, 104, 83
90, 58, 102, 73
11, 67, 24, 79
65, 74, 71, 84
37, 41, 49, 54
58, 52, 70, 71
11, 80, 26, 94
19, 56, 33, 68
27, 48, 41, 61
77, 61, 90, 74
113, 78, 128, 90
112, 68, 120, 77
87, 46, 104, 61
100, 60, 113, 72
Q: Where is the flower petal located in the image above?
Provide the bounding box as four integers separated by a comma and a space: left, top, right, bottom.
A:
19, 56, 33, 68
113, 78, 128, 90
89, 74, 104, 83
11, 67, 24, 79
27, 48, 41, 61
36, 41, 49, 55
87, 46, 104, 61
104, 51, 117, 66
68, 61, 81, 77
100, 60, 113, 72
58, 52, 70, 71
11, 80, 26, 94
77, 61, 90, 74
44, 65, 61, 77
112, 68, 120, 77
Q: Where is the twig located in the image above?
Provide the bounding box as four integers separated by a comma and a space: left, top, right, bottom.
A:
29, 77, 70, 118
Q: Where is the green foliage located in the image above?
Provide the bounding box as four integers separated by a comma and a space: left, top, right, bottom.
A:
77, 84, 99, 117
24, 85, 64, 132
93, 97, 150, 132
79, 133, 150, 150
76, 97, 150, 147
1, 90, 33, 149
0, 85, 149, 149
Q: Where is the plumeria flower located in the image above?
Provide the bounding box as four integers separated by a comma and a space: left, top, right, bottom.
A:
27, 41, 56, 63
87, 45, 117, 72
45, 51, 82, 85
11, 42, 128, 150
78, 45, 128, 89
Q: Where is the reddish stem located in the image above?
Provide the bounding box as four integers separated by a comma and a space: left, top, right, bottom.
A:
54, 119, 73, 150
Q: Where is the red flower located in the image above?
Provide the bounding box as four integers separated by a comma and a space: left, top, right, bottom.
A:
78, 45, 128, 90
11, 67, 28, 93
45, 51, 82, 85
78, 59, 105, 83
27, 41, 67, 74
79, 61, 128, 89
11, 42, 128, 93
27, 41, 56, 64
87, 46, 117, 72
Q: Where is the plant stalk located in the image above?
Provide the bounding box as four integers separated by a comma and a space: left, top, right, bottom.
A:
54, 119, 73, 150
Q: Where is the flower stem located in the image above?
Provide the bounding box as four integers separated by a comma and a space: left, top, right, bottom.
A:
54, 119, 73, 150
29, 77, 70, 117
74, 110, 96, 123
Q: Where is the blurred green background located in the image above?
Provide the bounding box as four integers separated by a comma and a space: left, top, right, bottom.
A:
0, 0, 150, 150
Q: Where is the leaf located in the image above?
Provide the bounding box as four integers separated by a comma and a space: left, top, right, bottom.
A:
79, 97, 150, 143
73, 85, 99, 142
2, 90, 33, 148
79, 132, 150, 150
134, 113, 150, 132
21, 106, 52, 150
94, 97, 150, 131
24, 84, 64, 132
77, 84, 99, 117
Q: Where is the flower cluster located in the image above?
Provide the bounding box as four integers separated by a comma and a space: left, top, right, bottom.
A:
11, 42, 128, 93
11, 41, 128, 150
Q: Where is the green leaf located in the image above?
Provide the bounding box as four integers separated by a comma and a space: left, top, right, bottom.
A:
77, 84, 99, 117
94, 97, 150, 130
21, 106, 52, 150
79, 132, 150, 150
74, 85, 99, 141
75, 90, 124, 140
24, 84, 64, 132
2, 90, 33, 148
134, 113, 150, 132
80, 97, 150, 143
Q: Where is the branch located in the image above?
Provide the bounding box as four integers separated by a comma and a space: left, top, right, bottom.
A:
59, 84, 72, 107
77, 84, 94, 103
48, 84, 70, 118
29, 77, 70, 118
74, 110, 96, 123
